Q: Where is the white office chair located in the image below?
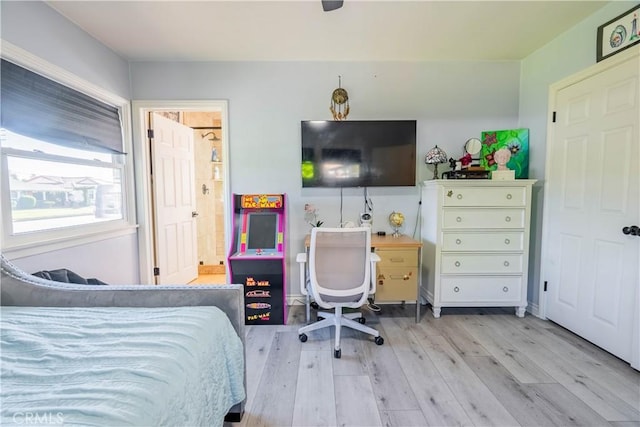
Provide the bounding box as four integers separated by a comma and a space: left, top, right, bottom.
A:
297, 227, 383, 358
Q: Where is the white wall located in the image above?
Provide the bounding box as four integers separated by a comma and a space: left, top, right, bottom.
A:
1, 1, 139, 284
1, 1, 130, 98
519, 1, 636, 308
130, 60, 521, 296
11, 234, 140, 285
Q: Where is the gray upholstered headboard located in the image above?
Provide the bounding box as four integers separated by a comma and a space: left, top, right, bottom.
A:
1, 254, 244, 337
0, 253, 246, 419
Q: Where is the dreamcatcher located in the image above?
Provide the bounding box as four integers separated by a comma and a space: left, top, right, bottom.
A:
330, 76, 350, 121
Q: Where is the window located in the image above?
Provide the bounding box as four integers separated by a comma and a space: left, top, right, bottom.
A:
1, 58, 132, 249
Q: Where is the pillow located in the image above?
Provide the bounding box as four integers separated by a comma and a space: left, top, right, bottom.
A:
31, 269, 108, 286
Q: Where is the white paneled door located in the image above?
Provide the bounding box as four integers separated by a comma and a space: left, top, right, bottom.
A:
543, 48, 639, 367
150, 113, 198, 285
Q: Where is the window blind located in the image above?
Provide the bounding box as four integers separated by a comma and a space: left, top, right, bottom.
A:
1, 59, 125, 155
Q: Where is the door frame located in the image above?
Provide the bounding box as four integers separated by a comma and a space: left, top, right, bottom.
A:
131, 100, 231, 284
539, 46, 639, 368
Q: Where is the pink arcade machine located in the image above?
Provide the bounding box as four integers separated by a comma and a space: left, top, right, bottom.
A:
228, 194, 287, 325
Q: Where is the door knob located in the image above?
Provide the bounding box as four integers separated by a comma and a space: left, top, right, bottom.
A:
622, 225, 639, 236
192, 211, 199, 218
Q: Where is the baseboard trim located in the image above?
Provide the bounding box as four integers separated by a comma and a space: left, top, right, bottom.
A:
528, 301, 540, 318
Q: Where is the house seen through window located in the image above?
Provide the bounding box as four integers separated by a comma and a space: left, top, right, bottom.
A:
2, 129, 124, 234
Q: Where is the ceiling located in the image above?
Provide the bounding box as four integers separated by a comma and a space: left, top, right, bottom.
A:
46, 0, 609, 62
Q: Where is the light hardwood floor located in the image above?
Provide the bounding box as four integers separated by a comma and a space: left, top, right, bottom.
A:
230, 304, 640, 427
189, 274, 227, 285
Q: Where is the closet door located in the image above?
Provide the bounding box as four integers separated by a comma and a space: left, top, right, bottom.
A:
542, 47, 639, 368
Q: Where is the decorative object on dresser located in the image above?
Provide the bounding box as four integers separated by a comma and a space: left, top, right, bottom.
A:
480, 128, 529, 178
425, 145, 448, 180
442, 169, 491, 179
441, 138, 491, 179
462, 137, 482, 167
388, 211, 405, 237
421, 180, 537, 318
491, 147, 516, 180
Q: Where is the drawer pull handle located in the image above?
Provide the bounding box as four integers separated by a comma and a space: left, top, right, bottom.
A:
504, 238, 511, 245
503, 286, 509, 292
457, 194, 463, 200
506, 194, 512, 200
454, 286, 460, 292
389, 258, 405, 263
455, 239, 462, 245
454, 261, 461, 267
505, 216, 511, 222
456, 217, 462, 223
504, 261, 510, 267
390, 274, 410, 280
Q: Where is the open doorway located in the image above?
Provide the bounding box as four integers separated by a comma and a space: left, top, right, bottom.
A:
131, 101, 230, 286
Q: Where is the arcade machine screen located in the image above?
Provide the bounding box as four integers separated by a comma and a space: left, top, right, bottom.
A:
246, 213, 277, 252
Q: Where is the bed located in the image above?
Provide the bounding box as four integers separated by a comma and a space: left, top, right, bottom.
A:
0, 255, 246, 426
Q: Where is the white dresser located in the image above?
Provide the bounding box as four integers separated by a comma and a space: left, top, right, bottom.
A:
421, 180, 536, 318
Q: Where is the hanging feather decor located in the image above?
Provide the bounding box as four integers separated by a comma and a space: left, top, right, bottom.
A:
330, 75, 350, 121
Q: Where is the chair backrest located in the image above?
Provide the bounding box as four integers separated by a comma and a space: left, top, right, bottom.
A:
308, 227, 372, 308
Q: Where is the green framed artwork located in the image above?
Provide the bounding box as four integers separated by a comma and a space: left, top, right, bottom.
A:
480, 128, 529, 178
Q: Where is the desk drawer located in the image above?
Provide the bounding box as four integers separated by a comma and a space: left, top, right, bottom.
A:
442, 186, 526, 207
441, 253, 523, 274
442, 209, 525, 229
442, 231, 524, 251
375, 249, 418, 268
376, 266, 418, 301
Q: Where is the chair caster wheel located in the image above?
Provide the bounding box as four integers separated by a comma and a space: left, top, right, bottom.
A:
299, 334, 308, 343
357, 317, 366, 324
334, 349, 341, 358
375, 336, 384, 345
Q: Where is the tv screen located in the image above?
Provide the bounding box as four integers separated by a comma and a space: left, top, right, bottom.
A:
247, 213, 278, 250
301, 120, 416, 187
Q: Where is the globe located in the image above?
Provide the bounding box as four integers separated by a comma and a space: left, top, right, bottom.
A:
388, 211, 405, 237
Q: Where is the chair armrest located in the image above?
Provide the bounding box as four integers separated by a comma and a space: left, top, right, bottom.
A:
296, 252, 308, 296
370, 253, 381, 294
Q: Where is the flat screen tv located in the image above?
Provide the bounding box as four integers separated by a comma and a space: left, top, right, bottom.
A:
301, 120, 416, 188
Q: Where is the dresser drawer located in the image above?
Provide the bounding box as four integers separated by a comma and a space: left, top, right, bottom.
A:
440, 276, 523, 302
442, 209, 525, 229
376, 266, 418, 301
375, 249, 418, 267
442, 186, 526, 207
441, 253, 523, 274
442, 231, 524, 251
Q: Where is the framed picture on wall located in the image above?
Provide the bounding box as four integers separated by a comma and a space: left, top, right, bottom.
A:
597, 3, 640, 62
